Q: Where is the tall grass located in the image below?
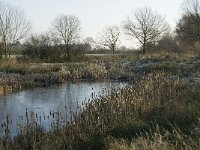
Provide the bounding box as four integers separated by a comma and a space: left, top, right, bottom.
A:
0, 61, 62, 74
0, 71, 200, 149
1, 52, 200, 149
108, 125, 200, 150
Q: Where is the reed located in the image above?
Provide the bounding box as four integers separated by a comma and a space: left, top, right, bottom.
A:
0, 71, 199, 149
1, 52, 200, 149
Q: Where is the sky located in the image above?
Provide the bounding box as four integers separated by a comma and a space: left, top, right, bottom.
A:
6, 0, 183, 48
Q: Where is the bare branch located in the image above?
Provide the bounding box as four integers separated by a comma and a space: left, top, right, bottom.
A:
182, 0, 200, 15
50, 14, 81, 60
177, 0, 200, 46
98, 25, 120, 54
0, 1, 31, 59
123, 7, 169, 53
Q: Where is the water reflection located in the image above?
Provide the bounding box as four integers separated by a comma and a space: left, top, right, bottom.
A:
0, 81, 126, 138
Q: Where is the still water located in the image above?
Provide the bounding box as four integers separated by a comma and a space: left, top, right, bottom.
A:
0, 81, 126, 138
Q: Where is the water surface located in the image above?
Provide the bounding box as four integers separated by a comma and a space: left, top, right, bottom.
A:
0, 80, 126, 138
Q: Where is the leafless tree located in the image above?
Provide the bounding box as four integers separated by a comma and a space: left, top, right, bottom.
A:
155, 33, 180, 52
183, 0, 200, 15
0, 1, 31, 59
123, 7, 169, 53
82, 37, 95, 51
83, 37, 95, 45
98, 25, 120, 54
176, 0, 200, 47
23, 33, 65, 61
50, 14, 81, 60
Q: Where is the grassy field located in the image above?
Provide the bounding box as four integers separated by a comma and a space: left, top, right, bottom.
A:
1, 52, 200, 149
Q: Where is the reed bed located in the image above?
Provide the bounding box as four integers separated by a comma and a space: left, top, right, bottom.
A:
0, 72, 67, 95
108, 126, 200, 150
1, 52, 200, 96
0, 61, 135, 95
0, 71, 199, 149
1, 53, 200, 149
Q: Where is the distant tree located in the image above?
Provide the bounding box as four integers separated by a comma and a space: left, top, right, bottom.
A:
83, 37, 96, 51
69, 43, 88, 59
176, 0, 200, 47
50, 14, 81, 60
182, 0, 200, 15
10, 41, 23, 55
98, 25, 120, 54
120, 46, 127, 51
23, 33, 63, 62
24, 33, 51, 59
123, 7, 169, 53
83, 37, 95, 45
156, 33, 180, 52
176, 15, 200, 46
0, 1, 31, 59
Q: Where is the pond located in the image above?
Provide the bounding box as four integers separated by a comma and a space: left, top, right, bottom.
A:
0, 80, 127, 138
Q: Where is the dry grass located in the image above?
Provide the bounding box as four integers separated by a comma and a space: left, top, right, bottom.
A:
0, 85, 4, 95
108, 127, 200, 150
1, 52, 200, 149
0, 71, 200, 149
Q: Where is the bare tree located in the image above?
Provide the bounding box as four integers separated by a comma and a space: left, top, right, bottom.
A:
155, 33, 180, 52
24, 33, 52, 58
83, 37, 95, 45
0, 1, 31, 59
123, 7, 169, 53
50, 14, 81, 60
183, 0, 200, 15
176, 0, 200, 47
98, 25, 120, 54
23, 33, 66, 62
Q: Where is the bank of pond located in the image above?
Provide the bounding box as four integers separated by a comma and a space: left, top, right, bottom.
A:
1, 55, 200, 149
0, 72, 200, 149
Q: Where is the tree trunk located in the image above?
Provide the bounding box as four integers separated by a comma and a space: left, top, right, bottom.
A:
65, 44, 70, 61
0, 43, 2, 59
67, 48, 70, 60
111, 45, 115, 55
112, 48, 114, 55
3, 36, 8, 59
4, 42, 8, 60
143, 36, 147, 54
143, 44, 146, 54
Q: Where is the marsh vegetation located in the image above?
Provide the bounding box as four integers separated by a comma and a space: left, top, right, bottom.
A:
0, 52, 200, 150
1, 0, 200, 149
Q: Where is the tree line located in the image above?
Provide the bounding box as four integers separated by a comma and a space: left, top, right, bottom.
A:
0, 0, 200, 62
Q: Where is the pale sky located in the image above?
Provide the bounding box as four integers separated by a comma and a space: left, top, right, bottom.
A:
6, 0, 183, 48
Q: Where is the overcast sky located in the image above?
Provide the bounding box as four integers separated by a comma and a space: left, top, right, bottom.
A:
6, 0, 183, 48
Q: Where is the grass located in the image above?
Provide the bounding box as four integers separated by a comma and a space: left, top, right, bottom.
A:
0, 51, 198, 77
0, 59, 135, 95
108, 126, 200, 150
1, 52, 200, 149
0, 62, 69, 95
0, 60, 62, 75
0, 70, 200, 149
